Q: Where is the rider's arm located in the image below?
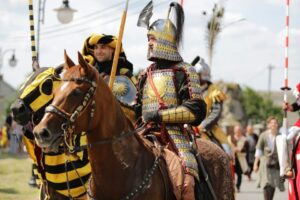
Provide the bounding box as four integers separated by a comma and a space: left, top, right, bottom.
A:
157, 101, 206, 125
143, 71, 206, 126
200, 102, 222, 131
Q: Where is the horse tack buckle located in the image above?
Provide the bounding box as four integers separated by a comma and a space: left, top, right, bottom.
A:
61, 122, 76, 153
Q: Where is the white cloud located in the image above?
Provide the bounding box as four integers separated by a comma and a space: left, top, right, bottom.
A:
1, 0, 300, 92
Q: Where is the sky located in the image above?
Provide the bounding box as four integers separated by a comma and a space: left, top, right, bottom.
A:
1, 0, 300, 93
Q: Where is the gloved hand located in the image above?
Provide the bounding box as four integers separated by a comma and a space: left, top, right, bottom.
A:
142, 111, 161, 123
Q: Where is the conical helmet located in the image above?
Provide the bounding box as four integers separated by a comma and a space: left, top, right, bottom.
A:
194, 57, 211, 82
137, 1, 184, 62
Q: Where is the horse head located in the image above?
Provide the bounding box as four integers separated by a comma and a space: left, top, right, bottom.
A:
10, 65, 64, 126
33, 51, 117, 152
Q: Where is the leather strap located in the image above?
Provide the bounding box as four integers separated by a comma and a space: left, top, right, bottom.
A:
147, 67, 167, 109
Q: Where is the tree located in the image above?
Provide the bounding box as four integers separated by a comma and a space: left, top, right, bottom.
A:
241, 87, 282, 124
205, 3, 225, 69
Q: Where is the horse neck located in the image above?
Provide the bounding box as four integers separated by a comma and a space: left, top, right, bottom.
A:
86, 83, 154, 197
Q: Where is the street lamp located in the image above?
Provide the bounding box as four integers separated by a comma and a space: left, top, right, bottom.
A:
36, 0, 76, 61
54, 0, 77, 24
0, 48, 17, 75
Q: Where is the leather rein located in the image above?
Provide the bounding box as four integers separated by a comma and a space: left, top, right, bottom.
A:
45, 77, 139, 152
45, 77, 97, 153
44, 76, 164, 200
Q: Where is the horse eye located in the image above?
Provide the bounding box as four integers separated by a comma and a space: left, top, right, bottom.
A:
72, 88, 82, 96
41, 79, 53, 95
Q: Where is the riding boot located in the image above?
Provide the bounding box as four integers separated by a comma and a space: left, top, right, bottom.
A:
182, 174, 195, 200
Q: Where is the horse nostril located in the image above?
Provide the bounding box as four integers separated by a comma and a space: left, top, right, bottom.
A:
11, 104, 25, 115
40, 129, 51, 139
19, 104, 25, 113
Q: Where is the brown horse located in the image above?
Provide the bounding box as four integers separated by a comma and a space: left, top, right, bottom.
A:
33, 51, 234, 199
11, 66, 91, 200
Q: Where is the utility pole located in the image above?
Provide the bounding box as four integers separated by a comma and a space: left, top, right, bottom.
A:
267, 65, 275, 97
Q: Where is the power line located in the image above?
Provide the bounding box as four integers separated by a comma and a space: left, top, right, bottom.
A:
5, 0, 168, 42
244, 66, 267, 82
8, 1, 138, 40
41, 2, 124, 31
5, 0, 169, 42
39, 0, 143, 35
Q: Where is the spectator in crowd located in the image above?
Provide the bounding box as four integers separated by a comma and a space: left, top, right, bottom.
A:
0, 114, 12, 150
9, 120, 24, 154
253, 116, 285, 200
228, 124, 249, 192
246, 124, 258, 180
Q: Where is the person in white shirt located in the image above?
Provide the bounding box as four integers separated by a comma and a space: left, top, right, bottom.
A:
253, 117, 285, 200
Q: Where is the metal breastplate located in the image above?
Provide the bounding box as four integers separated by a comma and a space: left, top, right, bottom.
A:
142, 70, 178, 113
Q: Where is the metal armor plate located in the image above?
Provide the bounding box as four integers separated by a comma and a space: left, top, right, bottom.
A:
104, 76, 137, 106
142, 70, 178, 113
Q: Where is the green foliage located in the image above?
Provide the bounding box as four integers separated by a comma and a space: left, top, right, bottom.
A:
4, 99, 13, 115
241, 87, 282, 124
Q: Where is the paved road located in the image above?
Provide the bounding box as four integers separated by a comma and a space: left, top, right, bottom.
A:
236, 173, 288, 200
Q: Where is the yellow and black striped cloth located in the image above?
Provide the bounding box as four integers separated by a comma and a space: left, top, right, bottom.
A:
19, 67, 91, 198
43, 135, 91, 197
82, 34, 124, 65
23, 134, 91, 198
19, 68, 61, 113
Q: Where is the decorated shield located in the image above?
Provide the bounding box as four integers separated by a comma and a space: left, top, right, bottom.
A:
104, 75, 137, 106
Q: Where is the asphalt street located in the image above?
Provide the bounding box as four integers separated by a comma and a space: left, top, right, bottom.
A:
235, 173, 288, 200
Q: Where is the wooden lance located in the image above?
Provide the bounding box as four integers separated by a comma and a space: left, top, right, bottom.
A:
109, 0, 130, 90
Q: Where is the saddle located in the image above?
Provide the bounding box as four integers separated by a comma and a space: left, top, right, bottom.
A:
136, 125, 185, 200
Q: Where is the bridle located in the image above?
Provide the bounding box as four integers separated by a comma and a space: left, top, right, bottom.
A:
45, 77, 97, 153
44, 76, 139, 152
44, 76, 164, 200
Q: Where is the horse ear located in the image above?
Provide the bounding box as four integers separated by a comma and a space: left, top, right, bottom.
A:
54, 64, 64, 75
64, 50, 75, 69
32, 60, 40, 71
77, 51, 90, 75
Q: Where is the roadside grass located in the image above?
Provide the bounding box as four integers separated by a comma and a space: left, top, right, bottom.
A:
0, 150, 39, 200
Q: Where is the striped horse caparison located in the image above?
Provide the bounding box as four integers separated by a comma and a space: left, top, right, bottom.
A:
11, 65, 91, 200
